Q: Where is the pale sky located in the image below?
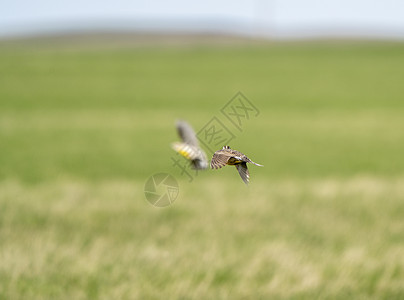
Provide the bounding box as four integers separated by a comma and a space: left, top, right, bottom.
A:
1, 0, 404, 38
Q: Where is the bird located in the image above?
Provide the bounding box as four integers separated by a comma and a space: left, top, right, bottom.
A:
171, 120, 208, 170
211, 145, 263, 185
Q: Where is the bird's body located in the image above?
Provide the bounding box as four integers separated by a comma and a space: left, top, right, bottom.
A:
211, 146, 263, 184
171, 120, 208, 170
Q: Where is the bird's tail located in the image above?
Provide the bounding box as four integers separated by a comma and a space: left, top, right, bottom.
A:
250, 161, 264, 167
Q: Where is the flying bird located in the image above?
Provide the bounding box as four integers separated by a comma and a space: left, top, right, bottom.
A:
171, 120, 208, 170
211, 145, 263, 185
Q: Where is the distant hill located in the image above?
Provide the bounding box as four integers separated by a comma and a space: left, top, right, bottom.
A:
0, 31, 269, 50
2, 30, 403, 52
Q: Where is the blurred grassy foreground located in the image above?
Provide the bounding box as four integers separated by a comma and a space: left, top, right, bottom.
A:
1, 36, 404, 299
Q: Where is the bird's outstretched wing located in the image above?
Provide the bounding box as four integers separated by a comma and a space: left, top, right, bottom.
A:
176, 120, 199, 147
211, 151, 232, 169
236, 163, 250, 185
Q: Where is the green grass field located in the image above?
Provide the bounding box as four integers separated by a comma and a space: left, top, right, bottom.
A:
1, 37, 404, 299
